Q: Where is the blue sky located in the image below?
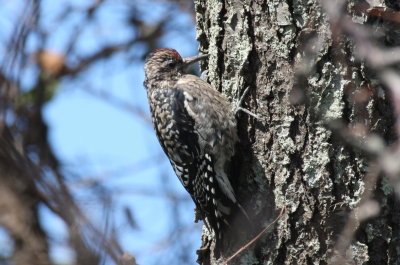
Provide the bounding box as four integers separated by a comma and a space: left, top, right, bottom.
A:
0, 0, 202, 264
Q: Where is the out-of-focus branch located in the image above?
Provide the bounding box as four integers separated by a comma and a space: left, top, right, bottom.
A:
317, 0, 400, 263
0, 0, 197, 263
0, 127, 52, 265
61, 39, 138, 77
60, 11, 168, 78
330, 163, 381, 265
355, 4, 400, 23
82, 85, 152, 124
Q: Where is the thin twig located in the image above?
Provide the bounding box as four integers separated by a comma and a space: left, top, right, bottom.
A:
223, 206, 286, 264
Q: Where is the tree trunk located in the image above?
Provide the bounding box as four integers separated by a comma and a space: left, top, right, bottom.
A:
194, 0, 399, 264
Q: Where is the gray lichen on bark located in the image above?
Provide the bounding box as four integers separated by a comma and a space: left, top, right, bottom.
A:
194, 0, 399, 264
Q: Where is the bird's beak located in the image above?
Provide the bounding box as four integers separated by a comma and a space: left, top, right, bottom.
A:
182, 53, 209, 67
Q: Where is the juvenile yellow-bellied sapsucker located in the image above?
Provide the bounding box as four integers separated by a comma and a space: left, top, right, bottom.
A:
144, 48, 246, 246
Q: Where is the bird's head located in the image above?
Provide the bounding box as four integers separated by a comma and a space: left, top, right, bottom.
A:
144, 48, 208, 80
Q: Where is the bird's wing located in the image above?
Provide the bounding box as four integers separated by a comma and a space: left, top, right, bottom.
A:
175, 75, 240, 202
175, 75, 234, 151
170, 82, 224, 223
149, 81, 201, 198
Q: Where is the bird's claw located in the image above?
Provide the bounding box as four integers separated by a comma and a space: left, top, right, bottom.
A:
235, 87, 262, 120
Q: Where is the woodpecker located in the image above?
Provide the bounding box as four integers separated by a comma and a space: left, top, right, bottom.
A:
144, 48, 245, 247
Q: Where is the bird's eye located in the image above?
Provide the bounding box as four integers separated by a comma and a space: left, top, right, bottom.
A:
167, 61, 176, 68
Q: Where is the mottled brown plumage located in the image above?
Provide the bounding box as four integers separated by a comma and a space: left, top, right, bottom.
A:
144, 48, 240, 246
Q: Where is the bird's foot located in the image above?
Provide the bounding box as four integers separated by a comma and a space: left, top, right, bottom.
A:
235, 87, 262, 120
200, 70, 208, 81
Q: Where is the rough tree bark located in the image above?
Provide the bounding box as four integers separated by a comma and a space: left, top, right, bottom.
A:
194, 0, 399, 264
